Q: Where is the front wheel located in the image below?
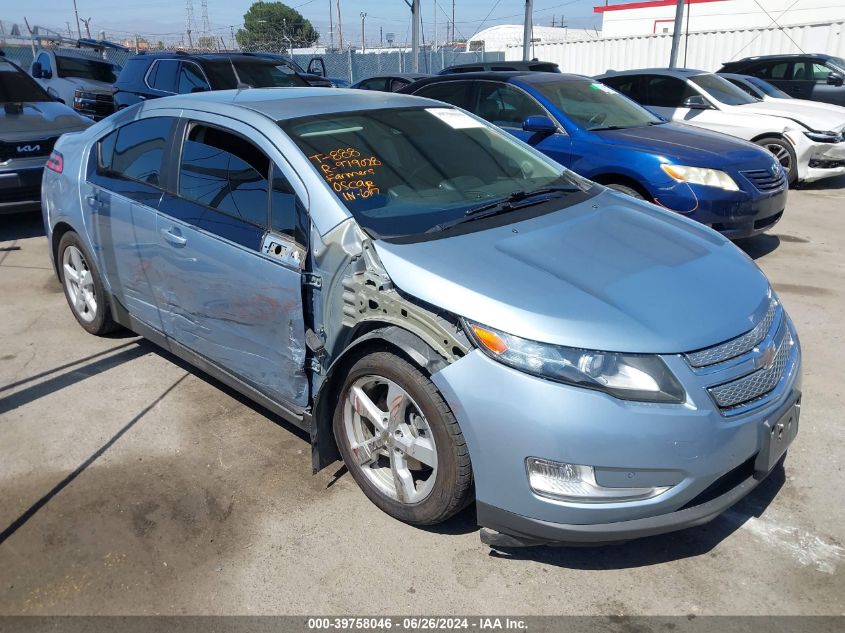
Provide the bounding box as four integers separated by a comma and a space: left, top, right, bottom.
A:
756, 136, 798, 186
333, 351, 474, 525
605, 183, 646, 200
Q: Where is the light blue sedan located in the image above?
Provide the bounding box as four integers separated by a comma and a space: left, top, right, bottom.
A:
42, 88, 802, 546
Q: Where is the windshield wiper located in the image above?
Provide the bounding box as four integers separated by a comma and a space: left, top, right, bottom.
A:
425, 185, 580, 233
588, 125, 627, 131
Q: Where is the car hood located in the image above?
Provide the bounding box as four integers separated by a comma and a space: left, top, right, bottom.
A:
0, 101, 92, 137
62, 76, 115, 93
593, 122, 767, 165
374, 190, 770, 354
735, 100, 845, 132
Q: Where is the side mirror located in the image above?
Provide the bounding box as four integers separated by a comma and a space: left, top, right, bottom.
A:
827, 73, 843, 86
522, 115, 557, 134
307, 57, 326, 77
31, 62, 42, 78
682, 95, 713, 110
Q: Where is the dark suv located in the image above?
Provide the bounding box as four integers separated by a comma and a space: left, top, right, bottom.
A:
112, 52, 308, 109
718, 54, 845, 106
438, 60, 560, 75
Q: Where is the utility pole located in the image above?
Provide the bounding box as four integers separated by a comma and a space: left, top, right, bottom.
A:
336, 0, 343, 49
522, 0, 533, 62
66, 22, 73, 38
451, 0, 455, 46
328, 0, 334, 49
668, 0, 685, 68
433, 0, 437, 50
230, 25, 236, 49
72, 0, 81, 38
380, 26, 383, 48
411, 0, 419, 71
360, 12, 366, 52
81, 17, 92, 38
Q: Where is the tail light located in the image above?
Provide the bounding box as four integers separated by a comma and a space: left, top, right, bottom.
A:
45, 150, 63, 174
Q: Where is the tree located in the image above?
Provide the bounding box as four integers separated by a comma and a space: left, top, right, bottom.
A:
236, 1, 319, 52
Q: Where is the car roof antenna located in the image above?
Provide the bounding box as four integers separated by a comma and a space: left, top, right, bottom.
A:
229, 56, 251, 90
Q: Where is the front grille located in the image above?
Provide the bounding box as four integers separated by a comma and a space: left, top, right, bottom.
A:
0, 137, 58, 162
707, 323, 792, 411
685, 298, 779, 368
755, 211, 783, 230
741, 168, 786, 192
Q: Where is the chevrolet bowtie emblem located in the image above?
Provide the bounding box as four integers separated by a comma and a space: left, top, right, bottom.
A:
755, 343, 777, 370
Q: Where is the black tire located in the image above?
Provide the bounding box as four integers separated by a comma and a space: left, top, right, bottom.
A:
756, 136, 798, 186
605, 183, 646, 200
57, 231, 119, 336
333, 351, 474, 525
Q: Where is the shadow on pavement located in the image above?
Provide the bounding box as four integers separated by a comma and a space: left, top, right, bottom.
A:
736, 234, 780, 260
0, 212, 45, 242
797, 174, 845, 191
485, 463, 785, 569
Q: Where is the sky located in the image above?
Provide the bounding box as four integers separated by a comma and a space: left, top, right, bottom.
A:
3, 0, 603, 46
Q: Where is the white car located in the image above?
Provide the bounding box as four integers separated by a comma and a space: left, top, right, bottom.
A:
30, 48, 119, 120
720, 72, 845, 119
598, 68, 845, 185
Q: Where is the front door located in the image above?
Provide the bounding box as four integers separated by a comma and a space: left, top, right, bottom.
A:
85, 116, 175, 330
154, 117, 309, 408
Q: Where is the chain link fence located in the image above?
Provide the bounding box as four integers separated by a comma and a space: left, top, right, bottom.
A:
3, 41, 503, 84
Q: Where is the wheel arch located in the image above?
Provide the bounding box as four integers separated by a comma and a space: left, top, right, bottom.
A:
590, 173, 653, 200
50, 221, 77, 276
309, 324, 455, 473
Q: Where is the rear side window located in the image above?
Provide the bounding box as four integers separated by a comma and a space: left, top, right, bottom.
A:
148, 59, 179, 92
412, 81, 471, 108
97, 117, 173, 187
177, 62, 210, 93
473, 82, 545, 128
178, 124, 271, 227
752, 62, 790, 80
359, 78, 388, 91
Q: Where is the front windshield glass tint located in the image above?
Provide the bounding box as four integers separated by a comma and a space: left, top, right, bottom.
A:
56, 56, 118, 82
283, 107, 580, 238
747, 76, 791, 98
0, 64, 51, 102
690, 74, 756, 105
534, 79, 660, 130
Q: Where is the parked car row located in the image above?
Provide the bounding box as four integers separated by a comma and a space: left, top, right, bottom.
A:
41, 87, 803, 548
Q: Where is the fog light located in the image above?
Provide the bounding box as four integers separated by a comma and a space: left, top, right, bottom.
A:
526, 457, 671, 503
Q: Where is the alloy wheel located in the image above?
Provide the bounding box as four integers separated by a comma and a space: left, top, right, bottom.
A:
765, 143, 793, 172
62, 245, 97, 323
342, 375, 438, 504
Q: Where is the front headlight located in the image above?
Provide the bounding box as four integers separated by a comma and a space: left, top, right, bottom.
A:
464, 320, 686, 404
804, 130, 843, 143
660, 164, 740, 191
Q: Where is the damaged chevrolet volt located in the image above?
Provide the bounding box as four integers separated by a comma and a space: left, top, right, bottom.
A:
42, 88, 802, 546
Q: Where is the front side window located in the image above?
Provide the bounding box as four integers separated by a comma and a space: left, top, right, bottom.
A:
178, 124, 270, 227
533, 78, 660, 130
642, 75, 697, 107
473, 83, 545, 128
746, 76, 791, 98
359, 78, 388, 91
689, 73, 756, 105
754, 62, 790, 80
100, 117, 173, 186
177, 62, 210, 93
725, 77, 761, 99
283, 107, 583, 239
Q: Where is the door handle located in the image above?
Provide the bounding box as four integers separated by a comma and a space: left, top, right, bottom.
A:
160, 227, 187, 246
85, 193, 104, 211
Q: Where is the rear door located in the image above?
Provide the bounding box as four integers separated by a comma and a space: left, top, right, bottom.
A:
154, 115, 309, 408
85, 115, 176, 330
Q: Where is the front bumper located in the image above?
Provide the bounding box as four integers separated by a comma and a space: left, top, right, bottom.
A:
431, 323, 801, 547
787, 131, 845, 183
0, 161, 45, 214
653, 178, 785, 240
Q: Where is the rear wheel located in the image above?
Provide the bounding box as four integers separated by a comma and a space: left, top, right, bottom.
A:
58, 231, 118, 335
756, 136, 797, 186
333, 351, 473, 525
605, 183, 646, 200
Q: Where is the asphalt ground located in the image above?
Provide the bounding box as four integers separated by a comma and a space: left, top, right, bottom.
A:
1, 179, 843, 615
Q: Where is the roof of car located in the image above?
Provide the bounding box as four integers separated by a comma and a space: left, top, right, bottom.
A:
128, 52, 284, 64
442, 60, 559, 71
142, 87, 443, 120
596, 68, 709, 79
726, 53, 834, 64
407, 70, 589, 86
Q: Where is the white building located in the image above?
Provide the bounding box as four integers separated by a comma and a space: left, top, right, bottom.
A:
465, 24, 600, 52
596, 0, 845, 37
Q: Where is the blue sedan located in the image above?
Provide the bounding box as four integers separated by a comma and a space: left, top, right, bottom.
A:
402, 72, 788, 239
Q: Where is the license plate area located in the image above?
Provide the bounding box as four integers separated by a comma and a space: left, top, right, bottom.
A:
755, 396, 800, 476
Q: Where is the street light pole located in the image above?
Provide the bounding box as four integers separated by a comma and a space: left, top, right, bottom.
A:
329, 0, 334, 50
411, 0, 419, 71
72, 0, 82, 39
522, 0, 533, 61
360, 12, 366, 52
668, 0, 685, 68
336, 0, 343, 49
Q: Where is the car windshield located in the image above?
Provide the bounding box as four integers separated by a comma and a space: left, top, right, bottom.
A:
203, 60, 307, 88
282, 107, 584, 238
0, 63, 52, 102
56, 55, 119, 82
690, 73, 757, 105
746, 76, 791, 99
829, 57, 845, 73
533, 78, 661, 130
